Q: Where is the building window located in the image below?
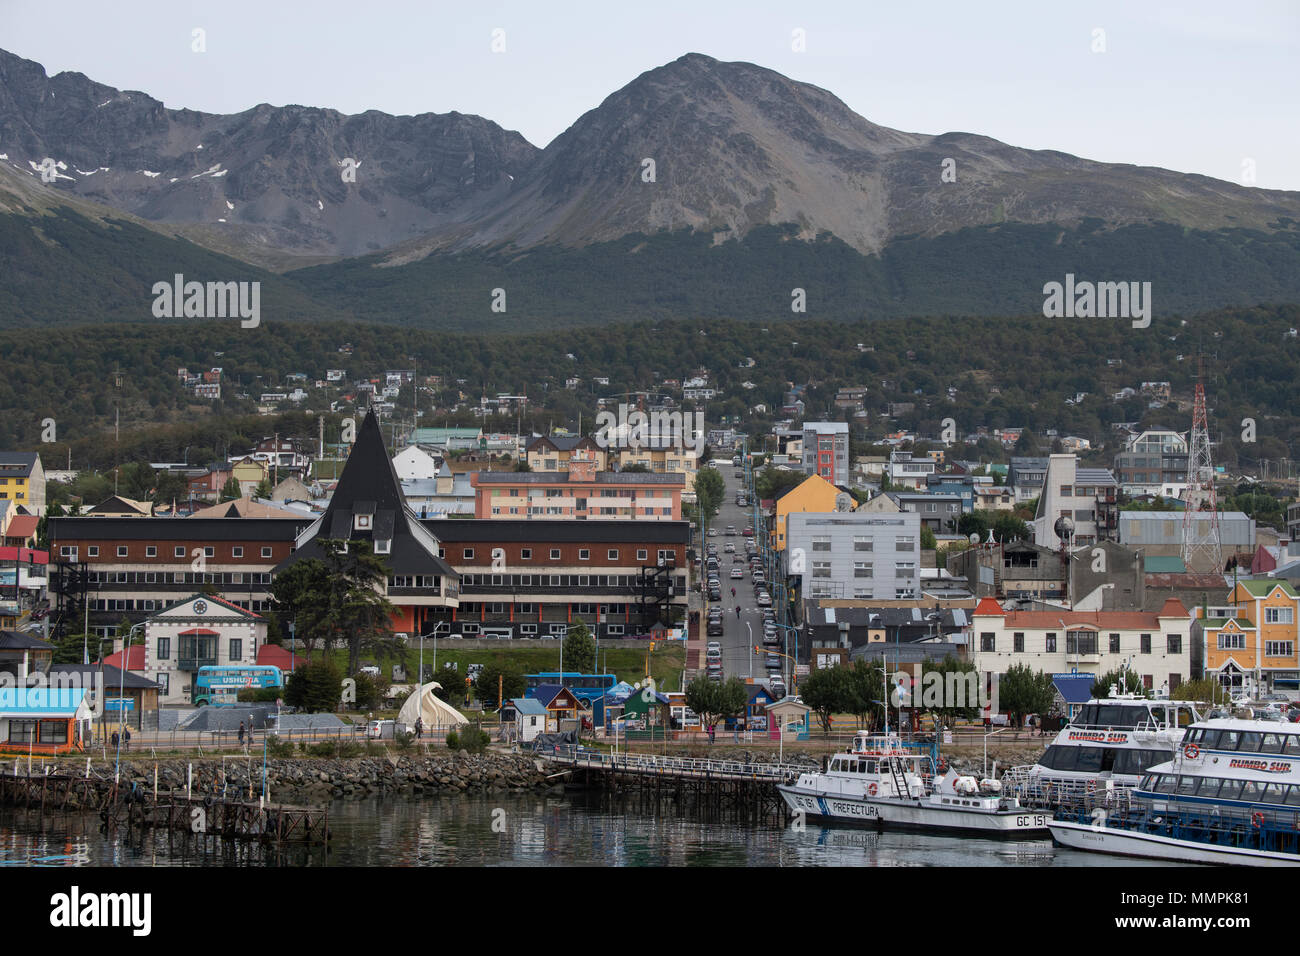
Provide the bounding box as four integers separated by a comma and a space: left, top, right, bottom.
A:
1013, 632, 1024, 653
550, 549, 561, 560
895, 536, 914, 552
853, 537, 873, 552
637, 549, 648, 561
579, 550, 590, 561
1060, 485, 1072, 497
232, 546, 243, 558
1266, 641, 1294, 658
1266, 607, 1295, 625
463, 549, 474, 560
117, 546, 128, 557
261, 547, 273, 558
145, 546, 157, 558
87, 546, 99, 557
812, 561, 831, 578
895, 562, 915, 579
1066, 631, 1098, 655
853, 562, 872, 578
1045, 633, 1057, 653
520, 549, 532, 560
1140, 633, 1152, 654
229, 639, 243, 661
1166, 634, 1182, 655
157, 674, 170, 695
375, 539, 391, 554
980, 633, 995, 652
812, 536, 831, 552
204, 547, 214, 558
157, 637, 170, 660
1109, 633, 1121, 654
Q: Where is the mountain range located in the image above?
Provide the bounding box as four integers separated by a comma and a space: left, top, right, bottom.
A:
2, 47, 1299, 328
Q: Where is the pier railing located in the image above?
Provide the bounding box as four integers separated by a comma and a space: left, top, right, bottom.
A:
537, 744, 806, 782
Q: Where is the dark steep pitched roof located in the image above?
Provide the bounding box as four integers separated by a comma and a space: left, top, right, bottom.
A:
282, 409, 455, 578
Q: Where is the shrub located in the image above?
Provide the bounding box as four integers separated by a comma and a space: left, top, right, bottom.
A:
394, 730, 415, 753
265, 734, 295, 758
445, 730, 459, 750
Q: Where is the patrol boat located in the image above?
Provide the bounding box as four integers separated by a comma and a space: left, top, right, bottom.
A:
1050, 717, 1300, 866
777, 732, 1049, 837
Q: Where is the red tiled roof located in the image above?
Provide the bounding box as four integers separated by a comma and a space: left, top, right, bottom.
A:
5, 515, 39, 539
998, 608, 1171, 629
178, 628, 220, 636
101, 645, 146, 671
257, 644, 306, 672
973, 597, 1005, 616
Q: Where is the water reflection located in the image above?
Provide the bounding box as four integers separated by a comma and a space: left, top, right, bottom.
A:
0, 794, 1175, 867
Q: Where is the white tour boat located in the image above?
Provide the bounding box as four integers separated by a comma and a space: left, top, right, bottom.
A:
1050, 717, 1300, 866
778, 732, 1049, 837
1004, 693, 1202, 808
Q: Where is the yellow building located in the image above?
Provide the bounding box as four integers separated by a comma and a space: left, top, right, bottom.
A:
0, 453, 45, 514
1200, 579, 1299, 695
229, 457, 269, 495
525, 435, 608, 473
774, 474, 856, 551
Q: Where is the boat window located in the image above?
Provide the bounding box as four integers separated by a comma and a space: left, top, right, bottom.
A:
865, 760, 876, 773
1195, 777, 1221, 798
1138, 774, 1154, 790
1074, 748, 1103, 773
1285, 736, 1300, 757
1198, 729, 1221, 749
1239, 732, 1263, 754
1260, 783, 1287, 805
1217, 779, 1244, 800
1285, 786, 1300, 807
1155, 774, 1178, 794
1121, 706, 1148, 727
1219, 730, 1241, 751
1261, 733, 1286, 755
1177, 708, 1194, 728
1183, 728, 1201, 744
1099, 749, 1117, 773
1077, 705, 1099, 726
1176, 775, 1199, 796
1240, 781, 1263, 803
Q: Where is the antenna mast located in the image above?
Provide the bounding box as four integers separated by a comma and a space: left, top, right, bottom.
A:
1181, 360, 1223, 572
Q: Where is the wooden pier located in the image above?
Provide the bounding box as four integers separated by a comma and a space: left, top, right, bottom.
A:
0, 770, 329, 846
537, 746, 798, 826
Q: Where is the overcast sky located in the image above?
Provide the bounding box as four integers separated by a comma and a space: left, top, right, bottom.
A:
3, 0, 1297, 190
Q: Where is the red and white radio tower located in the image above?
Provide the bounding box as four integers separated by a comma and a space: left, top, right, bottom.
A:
1181, 370, 1223, 572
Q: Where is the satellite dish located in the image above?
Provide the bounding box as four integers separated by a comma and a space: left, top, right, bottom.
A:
968, 533, 980, 545
835, 493, 852, 513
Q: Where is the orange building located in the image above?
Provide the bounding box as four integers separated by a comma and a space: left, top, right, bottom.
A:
1200, 579, 1300, 696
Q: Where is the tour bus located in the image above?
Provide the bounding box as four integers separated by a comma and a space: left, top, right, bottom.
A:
193, 665, 283, 706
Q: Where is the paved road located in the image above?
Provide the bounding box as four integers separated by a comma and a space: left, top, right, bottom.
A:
700, 468, 784, 694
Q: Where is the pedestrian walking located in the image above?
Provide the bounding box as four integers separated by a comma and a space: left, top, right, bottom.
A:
238, 722, 246, 746
111, 731, 119, 751
123, 727, 131, 751
708, 724, 716, 744
415, 717, 424, 739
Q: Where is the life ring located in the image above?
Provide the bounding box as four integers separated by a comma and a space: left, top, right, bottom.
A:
1184, 744, 1200, 760
937, 758, 948, 773
1252, 812, 1264, 829
867, 782, 878, 796
1086, 779, 1097, 793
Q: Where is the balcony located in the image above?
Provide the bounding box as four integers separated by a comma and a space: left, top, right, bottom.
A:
177, 657, 218, 671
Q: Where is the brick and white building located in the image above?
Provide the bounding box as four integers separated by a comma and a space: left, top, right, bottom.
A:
971, 596, 1193, 695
